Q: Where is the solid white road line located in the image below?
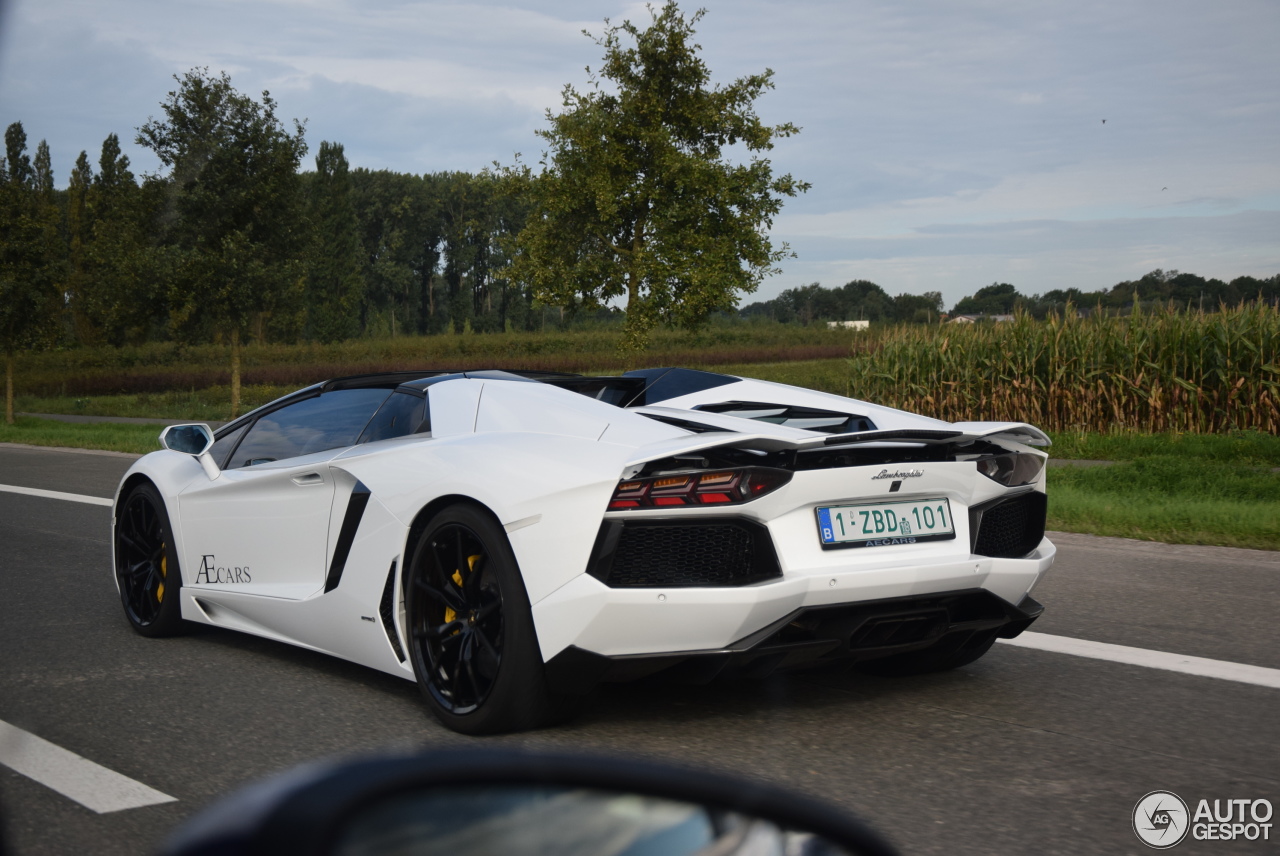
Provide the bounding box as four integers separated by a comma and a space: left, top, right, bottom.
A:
999, 631, 1280, 690
0, 483, 112, 507
0, 720, 176, 813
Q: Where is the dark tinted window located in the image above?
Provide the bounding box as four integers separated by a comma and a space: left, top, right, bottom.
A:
228, 388, 391, 468
209, 421, 250, 468
359, 391, 427, 444
622, 368, 738, 404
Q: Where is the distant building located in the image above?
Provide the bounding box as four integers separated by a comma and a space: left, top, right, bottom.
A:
826, 320, 870, 330
948, 314, 1014, 324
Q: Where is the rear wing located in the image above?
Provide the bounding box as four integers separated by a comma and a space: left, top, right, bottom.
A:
819, 423, 1050, 448
623, 422, 1048, 469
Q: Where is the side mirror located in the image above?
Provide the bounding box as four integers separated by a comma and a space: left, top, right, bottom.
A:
159, 424, 219, 480
156, 749, 898, 856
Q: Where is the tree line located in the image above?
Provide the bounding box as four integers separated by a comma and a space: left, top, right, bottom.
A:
5, 121, 543, 348
947, 273, 1280, 318
2, 2, 815, 418
740, 271, 1280, 327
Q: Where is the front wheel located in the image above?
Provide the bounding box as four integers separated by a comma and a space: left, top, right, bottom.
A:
405, 504, 567, 734
114, 482, 185, 637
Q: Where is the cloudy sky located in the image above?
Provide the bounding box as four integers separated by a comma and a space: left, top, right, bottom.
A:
1, 0, 1277, 307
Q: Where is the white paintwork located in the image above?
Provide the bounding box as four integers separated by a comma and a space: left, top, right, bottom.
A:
112, 371, 1056, 685
178, 448, 338, 598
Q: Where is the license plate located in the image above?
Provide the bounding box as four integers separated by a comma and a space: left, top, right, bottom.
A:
816, 498, 956, 548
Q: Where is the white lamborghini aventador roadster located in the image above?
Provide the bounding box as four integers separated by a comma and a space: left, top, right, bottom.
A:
112, 368, 1055, 733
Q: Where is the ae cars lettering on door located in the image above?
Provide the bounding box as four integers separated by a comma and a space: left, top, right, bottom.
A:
196, 554, 252, 584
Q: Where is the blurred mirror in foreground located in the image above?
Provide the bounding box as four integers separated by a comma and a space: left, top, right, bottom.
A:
156, 749, 897, 856
335, 785, 852, 856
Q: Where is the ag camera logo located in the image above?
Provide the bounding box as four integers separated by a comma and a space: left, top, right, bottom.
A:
1133, 791, 1274, 847
1133, 791, 1189, 849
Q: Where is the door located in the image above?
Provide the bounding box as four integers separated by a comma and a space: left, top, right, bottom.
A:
177, 387, 392, 599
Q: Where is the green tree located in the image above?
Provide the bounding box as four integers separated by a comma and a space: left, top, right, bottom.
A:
304, 142, 364, 342
86, 133, 165, 345
137, 68, 307, 416
507, 1, 808, 354
65, 150, 94, 342
0, 123, 62, 423
951, 282, 1023, 317
350, 169, 426, 336
892, 291, 943, 323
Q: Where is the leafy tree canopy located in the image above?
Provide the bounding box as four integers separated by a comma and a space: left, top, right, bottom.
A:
0, 122, 62, 422
506, 1, 809, 353
950, 282, 1023, 316
137, 67, 308, 415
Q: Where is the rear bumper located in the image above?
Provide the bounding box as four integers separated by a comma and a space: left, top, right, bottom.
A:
544, 589, 1044, 695
531, 534, 1054, 662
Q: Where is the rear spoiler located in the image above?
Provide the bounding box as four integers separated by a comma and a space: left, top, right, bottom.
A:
624, 421, 1049, 468
818, 422, 1050, 448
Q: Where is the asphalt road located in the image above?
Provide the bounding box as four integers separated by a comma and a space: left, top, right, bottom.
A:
1, 444, 1277, 855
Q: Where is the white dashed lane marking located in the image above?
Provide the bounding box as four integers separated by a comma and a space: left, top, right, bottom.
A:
0, 720, 176, 813
1000, 632, 1280, 689
0, 483, 113, 507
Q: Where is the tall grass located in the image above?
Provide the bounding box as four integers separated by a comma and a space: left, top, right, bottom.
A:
847, 303, 1280, 433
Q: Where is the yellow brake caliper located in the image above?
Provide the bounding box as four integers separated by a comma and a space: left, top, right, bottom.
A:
156, 547, 167, 603
442, 555, 482, 631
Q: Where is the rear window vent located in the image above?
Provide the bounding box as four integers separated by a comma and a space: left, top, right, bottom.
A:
694, 401, 876, 435
639, 413, 731, 434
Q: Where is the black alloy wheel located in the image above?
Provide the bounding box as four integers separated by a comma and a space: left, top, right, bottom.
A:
115, 483, 185, 637
412, 520, 504, 714
405, 504, 567, 734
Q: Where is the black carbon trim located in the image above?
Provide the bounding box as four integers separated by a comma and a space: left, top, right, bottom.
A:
823, 429, 963, 446
379, 561, 406, 661
324, 481, 371, 593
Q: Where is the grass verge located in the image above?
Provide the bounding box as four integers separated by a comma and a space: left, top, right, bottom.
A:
0, 416, 168, 455
1045, 432, 1280, 550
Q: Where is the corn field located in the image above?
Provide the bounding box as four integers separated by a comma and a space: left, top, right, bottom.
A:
848, 303, 1280, 433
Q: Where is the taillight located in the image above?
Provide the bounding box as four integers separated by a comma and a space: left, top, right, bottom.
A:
607, 467, 792, 510
976, 453, 1045, 486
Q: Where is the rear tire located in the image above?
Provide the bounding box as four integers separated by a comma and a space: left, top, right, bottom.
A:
114, 482, 185, 637
855, 631, 997, 677
405, 504, 568, 734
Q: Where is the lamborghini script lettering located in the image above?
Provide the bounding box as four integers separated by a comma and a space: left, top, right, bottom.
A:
196, 554, 251, 584
872, 468, 924, 480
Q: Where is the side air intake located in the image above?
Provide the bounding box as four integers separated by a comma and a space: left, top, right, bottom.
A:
971, 492, 1047, 559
